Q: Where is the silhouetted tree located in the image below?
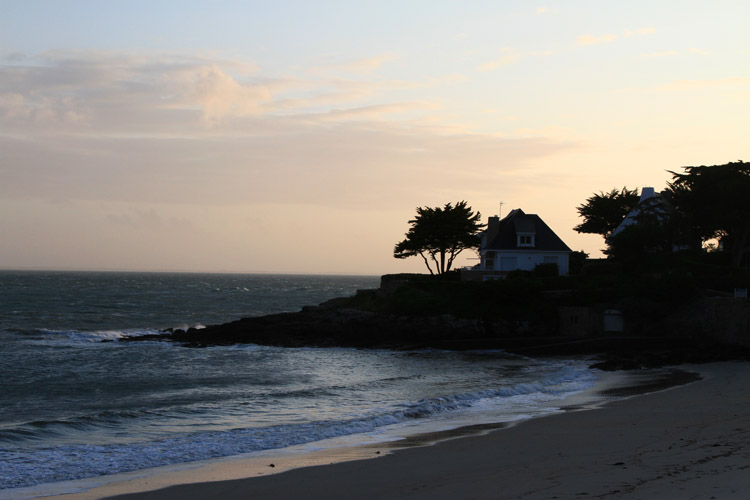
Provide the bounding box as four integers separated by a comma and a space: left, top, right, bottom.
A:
568, 250, 589, 275
574, 188, 640, 242
394, 201, 484, 275
606, 192, 676, 260
669, 161, 750, 267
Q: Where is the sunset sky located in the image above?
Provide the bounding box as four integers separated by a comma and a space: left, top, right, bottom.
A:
1, 1, 748, 274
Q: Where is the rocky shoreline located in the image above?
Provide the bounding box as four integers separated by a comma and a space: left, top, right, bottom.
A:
120, 284, 750, 370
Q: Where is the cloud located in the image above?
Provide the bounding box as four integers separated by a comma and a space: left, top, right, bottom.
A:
641, 50, 680, 58
576, 34, 617, 46
0, 51, 470, 133
623, 27, 656, 37
179, 65, 273, 124
577, 27, 654, 47
0, 52, 275, 129
477, 48, 554, 72
270, 75, 465, 115
0, 50, 577, 214
106, 209, 194, 232
478, 47, 521, 71
0, 120, 576, 210
480, 109, 517, 121
309, 53, 397, 75
653, 77, 750, 92
312, 101, 440, 121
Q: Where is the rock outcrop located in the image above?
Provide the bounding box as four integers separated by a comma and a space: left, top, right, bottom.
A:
120, 278, 750, 369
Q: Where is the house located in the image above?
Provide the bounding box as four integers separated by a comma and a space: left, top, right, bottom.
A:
607, 187, 694, 252
463, 209, 572, 280
608, 187, 668, 241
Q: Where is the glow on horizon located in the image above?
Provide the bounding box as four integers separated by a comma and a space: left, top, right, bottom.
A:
1, 1, 748, 274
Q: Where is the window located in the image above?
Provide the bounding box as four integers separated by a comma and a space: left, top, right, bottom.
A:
485, 251, 497, 270
517, 234, 535, 247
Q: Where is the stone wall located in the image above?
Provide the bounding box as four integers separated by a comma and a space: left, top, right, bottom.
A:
663, 297, 750, 347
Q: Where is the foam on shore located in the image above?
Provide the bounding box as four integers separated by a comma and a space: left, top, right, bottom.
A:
14, 365, 706, 500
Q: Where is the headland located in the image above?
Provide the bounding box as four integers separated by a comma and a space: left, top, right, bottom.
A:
122, 269, 750, 370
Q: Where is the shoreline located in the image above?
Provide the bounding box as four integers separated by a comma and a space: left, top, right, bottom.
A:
16, 365, 704, 500
103, 363, 750, 499
100, 362, 749, 500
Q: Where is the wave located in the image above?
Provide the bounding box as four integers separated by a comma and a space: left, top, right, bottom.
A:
7, 327, 171, 345
0, 364, 596, 490
0, 410, 160, 444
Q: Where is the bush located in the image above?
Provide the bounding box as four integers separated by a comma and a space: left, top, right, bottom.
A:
569, 250, 589, 275
532, 263, 559, 278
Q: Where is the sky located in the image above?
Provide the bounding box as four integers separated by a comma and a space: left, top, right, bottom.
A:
1, 0, 748, 275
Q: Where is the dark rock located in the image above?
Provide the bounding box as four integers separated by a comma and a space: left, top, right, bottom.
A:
119, 280, 750, 370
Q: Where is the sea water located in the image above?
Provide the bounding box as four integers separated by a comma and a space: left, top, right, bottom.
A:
0, 271, 598, 496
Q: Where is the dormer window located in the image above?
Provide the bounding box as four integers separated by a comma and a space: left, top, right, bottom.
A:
517, 233, 535, 247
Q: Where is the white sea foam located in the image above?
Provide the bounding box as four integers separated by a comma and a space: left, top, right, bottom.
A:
0, 362, 596, 491
35, 328, 160, 343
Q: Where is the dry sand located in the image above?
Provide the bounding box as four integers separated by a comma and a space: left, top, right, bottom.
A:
48, 362, 750, 500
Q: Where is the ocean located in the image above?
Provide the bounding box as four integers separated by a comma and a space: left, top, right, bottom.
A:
0, 271, 599, 497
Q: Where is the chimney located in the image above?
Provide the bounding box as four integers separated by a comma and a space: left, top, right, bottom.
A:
485, 216, 500, 245
639, 187, 655, 202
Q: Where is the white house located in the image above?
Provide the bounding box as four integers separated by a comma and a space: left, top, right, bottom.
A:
607, 187, 694, 252
608, 187, 667, 241
466, 209, 572, 279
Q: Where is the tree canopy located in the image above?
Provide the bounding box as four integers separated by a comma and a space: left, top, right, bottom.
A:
668, 160, 750, 267
573, 187, 640, 241
574, 161, 750, 267
394, 201, 484, 275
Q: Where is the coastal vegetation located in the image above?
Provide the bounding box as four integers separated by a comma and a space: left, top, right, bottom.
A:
393, 201, 484, 275
576, 161, 750, 266
668, 161, 750, 267
574, 187, 640, 241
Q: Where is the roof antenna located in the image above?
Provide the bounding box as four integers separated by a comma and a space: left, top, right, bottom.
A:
498, 201, 505, 218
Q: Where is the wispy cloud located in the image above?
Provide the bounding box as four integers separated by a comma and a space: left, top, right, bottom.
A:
106, 209, 194, 233
0, 51, 274, 128
641, 47, 710, 59
577, 27, 655, 46
641, 50, 680, 58
309, 53, 397, 75
477, 48, 553, 72
624, 27, 656, 37
576, 33, 618, 46
309, 101, 439, 121
0, 50, 575, 209
654, 77, 750, 92
536, 6, 549, 15
477, 47, 520, 71
0, 51, 450, 131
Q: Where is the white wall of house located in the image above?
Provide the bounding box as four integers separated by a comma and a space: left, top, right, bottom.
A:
481, 250, 570, 275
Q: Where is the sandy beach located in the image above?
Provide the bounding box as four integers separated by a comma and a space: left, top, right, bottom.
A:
43, 362, 744, 500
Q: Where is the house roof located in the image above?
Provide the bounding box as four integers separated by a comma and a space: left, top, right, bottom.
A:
484, 209, 572, 252
608, 187, 670, 241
